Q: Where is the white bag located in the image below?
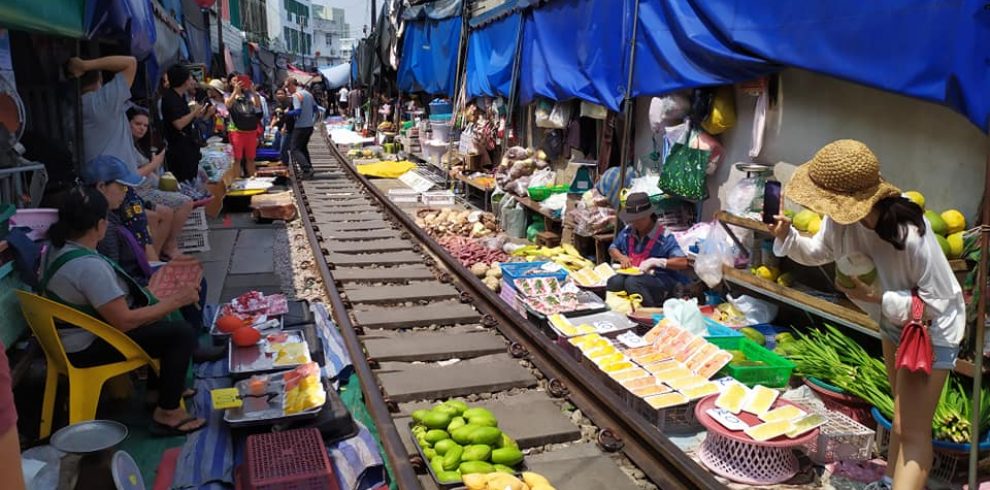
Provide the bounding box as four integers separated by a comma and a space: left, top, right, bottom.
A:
728, 294, 779, 325
662, 298, 707, 336
580, 101, 608, 120
694, 223, 736, 288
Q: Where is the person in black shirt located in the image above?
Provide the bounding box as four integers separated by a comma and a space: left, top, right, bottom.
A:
161, 65, 214, 182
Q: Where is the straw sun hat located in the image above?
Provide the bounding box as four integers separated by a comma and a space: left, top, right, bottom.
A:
784, 139, 902, 225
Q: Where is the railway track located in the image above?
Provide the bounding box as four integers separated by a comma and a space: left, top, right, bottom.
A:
290, 125, 725, 490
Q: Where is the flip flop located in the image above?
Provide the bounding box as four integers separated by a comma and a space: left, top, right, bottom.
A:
149, 416, 206, 437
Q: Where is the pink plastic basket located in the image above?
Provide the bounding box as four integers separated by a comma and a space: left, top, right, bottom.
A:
698, 431, 801, 485
240, 428, 338, 490
10, 208, 58, 241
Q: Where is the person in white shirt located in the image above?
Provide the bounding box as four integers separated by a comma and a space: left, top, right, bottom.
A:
769, 139, 964, 490
338, 86, 350, 116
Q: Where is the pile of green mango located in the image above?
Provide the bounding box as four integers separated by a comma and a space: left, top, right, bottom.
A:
411, 399, 525, 484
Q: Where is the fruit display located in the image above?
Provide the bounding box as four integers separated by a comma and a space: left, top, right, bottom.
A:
902, 190, 969, 259
570, 263, 617, 288
231, 326, 262, 347
792, 209, 822, 234
216, 314, 249, 334
417, 209, 500, 239
462, 471, 557, 490
494, 146, 551, 197
411, 400, 525, 485
504, 244, 594, 272
283, 362, 325, 415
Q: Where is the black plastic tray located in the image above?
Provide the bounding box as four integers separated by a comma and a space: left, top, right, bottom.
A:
408, 422, 526, 489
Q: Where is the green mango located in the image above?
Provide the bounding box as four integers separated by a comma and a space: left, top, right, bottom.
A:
458, 461, 495, 475
461, 444, 492, 462
447, 416, 466, 432
430, 456, 445, 476
468, 426, 502, 446
433, 403, 460, 417
436, 470, 462, 484
433, 439, 460, 456
492, 464, 516, 474
422, 411, 452, 430
451, 424, 481, 444
411, 409, 430, 424
495, 434, 518, 449
462, 407, 495, 420
416, 437, 432, 449
444, 400, 469, 414
423, 447, 437, 460
424, 429, 449, 444
491, 447, 524, 466
442, 444, 463, 471
466, 415, 498, 428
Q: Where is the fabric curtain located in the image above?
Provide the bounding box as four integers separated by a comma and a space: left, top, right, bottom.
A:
465, 12, 521, 99
396, 17, 462, 96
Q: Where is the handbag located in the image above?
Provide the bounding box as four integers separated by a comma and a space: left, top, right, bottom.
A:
894, 291, 935, 375
659, 128, 710, 201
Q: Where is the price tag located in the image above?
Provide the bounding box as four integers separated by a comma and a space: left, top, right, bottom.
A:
210, 388, 242, 410
706, 408, 750, 431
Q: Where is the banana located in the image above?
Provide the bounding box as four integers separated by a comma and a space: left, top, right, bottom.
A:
562, 243, 581, 258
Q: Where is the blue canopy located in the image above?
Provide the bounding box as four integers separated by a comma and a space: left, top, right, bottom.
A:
402, 0, 461, 21
86, 0, 157, 61
632, 0, 778, 98
518, 0, 633, 111
678, 0, 990, 131
396, 17, 462, 96
465, 12, 521, 99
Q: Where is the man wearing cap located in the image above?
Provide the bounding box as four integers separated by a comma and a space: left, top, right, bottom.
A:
606, 192, 690, 307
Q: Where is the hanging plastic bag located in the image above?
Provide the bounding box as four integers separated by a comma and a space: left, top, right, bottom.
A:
649, 93, 691, 132
662, 297, 707, 335
727, 294, 779, 325
501, 196, 527, 238
580, 101, 608, 120
527, 168, 556, 189
659, 129, 710, 201
694, 223, 736, 287
606, 291, 643, 314
701, 86, 737, 135
536, 100, 572, 129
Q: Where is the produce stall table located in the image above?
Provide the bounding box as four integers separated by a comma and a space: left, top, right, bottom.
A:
452, 173, 495, 211
695, 396, 819, 485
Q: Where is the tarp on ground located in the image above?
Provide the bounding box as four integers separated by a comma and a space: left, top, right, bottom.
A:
0, 0, 86, 38
396, 16, 462, 96
677, 0, 990, 131
465, 12, 521, 99
631, 0, 778, 98
319, 63, 351, 89
518, 0, 633, 111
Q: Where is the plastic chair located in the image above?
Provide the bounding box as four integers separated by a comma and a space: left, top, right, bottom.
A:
15, 290, 162, 438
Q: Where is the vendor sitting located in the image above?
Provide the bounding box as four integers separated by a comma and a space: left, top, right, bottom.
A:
606, 192, 690, 307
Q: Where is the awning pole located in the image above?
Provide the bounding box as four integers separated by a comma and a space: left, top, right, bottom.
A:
502, 13, 526, 154
614, 0, 641, 230
969, 137, 990, 489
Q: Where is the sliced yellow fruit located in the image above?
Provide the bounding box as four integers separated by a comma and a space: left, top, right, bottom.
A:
759, 405, 806, 423
744, 420, 792, 442
742, 385, 780, 416
680, 382, 720, 400
644, 392, 689, 409
665, 374, 708, 391
609, 368, 650, 382
601, 361, 635, 373
714, 382, 749, 414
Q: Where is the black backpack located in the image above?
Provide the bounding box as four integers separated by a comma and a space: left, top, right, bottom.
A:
230, 96, 259, 131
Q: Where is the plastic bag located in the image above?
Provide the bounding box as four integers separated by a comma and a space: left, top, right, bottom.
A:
649, 93, 691, 132
662, 297, 706, 335
501, 197, 527, 238
726, 177, 760, 216
581, 101, 608, 120
701, 86, 737, 134
535, 100, 572, 129
694, 223, 735, 287
606, 291, 643, 314
727, 294, 779, 325
528, 168, 556, 189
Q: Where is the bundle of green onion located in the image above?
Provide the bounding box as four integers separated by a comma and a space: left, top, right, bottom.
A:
786, 324, 989, 443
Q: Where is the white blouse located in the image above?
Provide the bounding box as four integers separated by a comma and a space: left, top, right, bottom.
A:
773, 216, 965, 347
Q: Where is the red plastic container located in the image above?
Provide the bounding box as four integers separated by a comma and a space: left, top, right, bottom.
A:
239, 428, 338, 490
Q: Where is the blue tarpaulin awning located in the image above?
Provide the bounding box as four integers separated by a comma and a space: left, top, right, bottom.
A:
396, 17, 462, 96
465, 12, 521, 99
518, 0, 633, 111
319, 63, 352, 89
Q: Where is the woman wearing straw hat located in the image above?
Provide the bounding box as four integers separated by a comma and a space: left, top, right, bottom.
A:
769, 140, 964, 490
606, 192, 691, 307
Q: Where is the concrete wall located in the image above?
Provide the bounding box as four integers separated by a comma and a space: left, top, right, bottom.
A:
633, 69, 988, 223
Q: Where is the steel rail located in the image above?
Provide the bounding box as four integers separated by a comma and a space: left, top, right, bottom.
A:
313, 130, 725, 490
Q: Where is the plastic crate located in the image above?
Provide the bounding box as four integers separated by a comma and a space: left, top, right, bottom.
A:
241, 428, 338, 490
422, 190, 455, 207
707, 336, 795, 388
500, 262, 569, 293
803, 409, 875, 464
176, 229, 211, 253
804, 377, 876, 429
182, 207, 208, 231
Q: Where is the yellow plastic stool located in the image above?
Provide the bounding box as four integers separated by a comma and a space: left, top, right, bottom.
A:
16, 291, 163, 438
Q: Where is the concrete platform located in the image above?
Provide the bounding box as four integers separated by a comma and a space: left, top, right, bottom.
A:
325, 238, 413, 253
525, 443, 641, 490
362, 328, 505, 362
343, 282, 459, 304
352, 302, 479, 329
314, 220, 392, 231
377, 354, 537, 402
326, 251, 422, 266
332, 265, 435, 283
229, 228, 276, 274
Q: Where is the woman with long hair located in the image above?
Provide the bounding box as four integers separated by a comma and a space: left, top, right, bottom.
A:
769, 140, 964, 490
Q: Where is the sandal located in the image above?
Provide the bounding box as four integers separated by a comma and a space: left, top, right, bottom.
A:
149, 416, 206, 437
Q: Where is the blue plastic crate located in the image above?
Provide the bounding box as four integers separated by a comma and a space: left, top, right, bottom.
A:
500, 261, 569, 293
651, 314, 743, 339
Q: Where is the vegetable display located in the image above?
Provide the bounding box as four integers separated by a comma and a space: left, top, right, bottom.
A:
786, 325, 990, 443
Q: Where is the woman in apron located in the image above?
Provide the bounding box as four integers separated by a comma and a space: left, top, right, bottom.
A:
606, 192, 691, 307
42, 186, 204, 436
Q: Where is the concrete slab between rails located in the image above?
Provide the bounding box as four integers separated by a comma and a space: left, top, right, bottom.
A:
318, 229, 403, 242
397, 391, 581, 450
331, 265, 435, 283
352, 302, 480, 329
362, 329, 505, 362
343, 282, 459, 304
310, 212, 384, 222
313, 220, 392, 231
377, 354, 536, 402
324, 239, 413, 253
326, 251, 422, 266
524, 443, 641, 490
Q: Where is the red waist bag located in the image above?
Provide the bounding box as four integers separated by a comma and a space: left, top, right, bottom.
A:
894, 291, 934, 375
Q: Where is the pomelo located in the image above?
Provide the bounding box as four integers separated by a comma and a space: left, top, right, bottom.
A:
806, 215, 822, 235
793, 210, 818, 232
835, 252, 877, 289
940, 209, 966, 235
925, 210, 948, 236
947, 232, 965, 259
904, 191, 925, 209
935, 234, 950, 257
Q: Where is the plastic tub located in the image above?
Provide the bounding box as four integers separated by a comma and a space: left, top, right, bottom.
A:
431, 122, 452, 143
422, 140, 447, 165
429, 100, 452, 114
10, 208, 59, 241
500, 262, 569, 292
706, 336, 795, 387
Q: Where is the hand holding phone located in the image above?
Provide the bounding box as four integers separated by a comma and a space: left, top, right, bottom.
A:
762, 180, 781, 224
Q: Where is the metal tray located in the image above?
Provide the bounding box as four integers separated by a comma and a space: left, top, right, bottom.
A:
209, 307, 283, 338
228, 331, 311, 376
563, 310, 638, 337
223, 372, 326, 428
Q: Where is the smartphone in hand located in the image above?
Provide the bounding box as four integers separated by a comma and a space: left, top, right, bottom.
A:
762, 180, 782, 224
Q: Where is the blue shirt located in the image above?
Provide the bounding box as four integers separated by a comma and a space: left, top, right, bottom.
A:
292, 89, 316, 128
610, 221, 688, 282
